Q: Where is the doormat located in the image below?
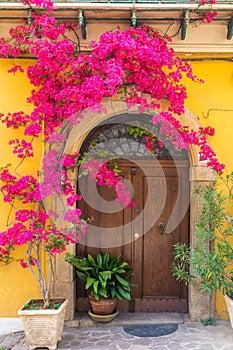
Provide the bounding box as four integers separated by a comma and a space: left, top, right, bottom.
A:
123, 323, 178, 337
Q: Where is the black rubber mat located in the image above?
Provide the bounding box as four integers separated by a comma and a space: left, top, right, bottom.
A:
123, 323, 178, 337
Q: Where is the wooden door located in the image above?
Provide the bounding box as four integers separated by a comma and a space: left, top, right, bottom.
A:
76, 160, 189, 312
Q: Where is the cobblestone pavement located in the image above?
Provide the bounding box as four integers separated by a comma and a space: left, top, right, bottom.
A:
0, 320, 233, 350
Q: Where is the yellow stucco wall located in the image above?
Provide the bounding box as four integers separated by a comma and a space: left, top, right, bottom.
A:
184, 60, 233, 319
0, 58, 232, 317
184, 61, 233, 170
0, 59, 42, 316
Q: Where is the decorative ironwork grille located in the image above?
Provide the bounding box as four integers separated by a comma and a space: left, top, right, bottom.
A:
81, 115, 189, 160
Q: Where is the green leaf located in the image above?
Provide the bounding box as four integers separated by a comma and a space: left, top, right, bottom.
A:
117, 285, 131, 300
66, 256, 83, 270
121, 284, 130, 291
115, 290, 123, 301
111, 287, 116, 299
93, 280, 99, 295
93, 292, 99, 301
99, 274, 107, 288
87, 254, 96, 266
115, 274, 129, 287
114, 269, 126, 274
109, 257, 117, 269
118, 262, 128, 268
98, 287, 108, 298
97, 253, 102, 267
82, 266, 95, 271
103, 252, 110, 268
76, 271, 87, 282
86, 277, 95, 290
99, 270, 111, 281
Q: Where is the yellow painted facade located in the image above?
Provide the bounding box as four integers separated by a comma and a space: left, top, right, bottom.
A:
0, 47, 232, 317
0, 59, 42, 316
184, 61, 233, 319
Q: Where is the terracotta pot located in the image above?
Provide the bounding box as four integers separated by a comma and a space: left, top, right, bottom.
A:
89, 294, 117, 315
18, 299, 68, 350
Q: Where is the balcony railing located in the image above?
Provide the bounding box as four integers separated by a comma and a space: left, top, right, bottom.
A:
0, 0, 232, 41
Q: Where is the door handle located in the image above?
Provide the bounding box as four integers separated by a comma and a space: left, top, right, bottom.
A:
158, 222, 165, 234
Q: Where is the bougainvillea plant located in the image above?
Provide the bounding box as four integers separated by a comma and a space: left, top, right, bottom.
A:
198, 0, 218, 23
0, 0, 224, 308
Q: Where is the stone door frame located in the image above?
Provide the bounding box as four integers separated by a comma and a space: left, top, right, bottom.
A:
50, 99, 215, 320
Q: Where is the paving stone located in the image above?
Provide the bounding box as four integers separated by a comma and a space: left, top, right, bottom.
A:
61, 333, 74, 342
57, 343, 71, 350
128, 346, 153, 350
197, 344, 215, 350
0, 332, 24, 350
111, 333, 124, 340
168, 342, 186, 350
118, 342, 134, 349
107, 345, 118, 350
95, 340, 112, 346
182, 343, 200, 349
1, 317, 233, 350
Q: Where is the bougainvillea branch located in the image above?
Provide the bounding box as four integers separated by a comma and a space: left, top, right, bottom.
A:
0, 0, 224, 307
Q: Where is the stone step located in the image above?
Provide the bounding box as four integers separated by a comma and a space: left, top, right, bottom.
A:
65, 312, 185, 328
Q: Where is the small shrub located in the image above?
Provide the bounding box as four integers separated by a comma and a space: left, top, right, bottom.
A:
201, 318, 216, 326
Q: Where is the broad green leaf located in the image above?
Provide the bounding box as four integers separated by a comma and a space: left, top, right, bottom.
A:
86, 277, 95, 290
99, 274, 107, 288
109, 257, 117, 269
115, 290, 123, 301
82, 266, 95, 271
93, 292, 99, 301
93, 280, 99, 295
117, 285, 131, 300
98, 287, 108, 298
103, 252, 110, 267
111, 287, 116, 299
97, 253, 102, 267
115, 269, 126, 274
118, 262, 128, 268
121, 284, 130, 291
76, 271, 87, 282
87, 254, 96, 266
100, 271, 111, 280
67, 258, 83, 270
115, 274, 129, 287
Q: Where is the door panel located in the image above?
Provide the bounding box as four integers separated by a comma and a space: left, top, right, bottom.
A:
76, 160, 189, 312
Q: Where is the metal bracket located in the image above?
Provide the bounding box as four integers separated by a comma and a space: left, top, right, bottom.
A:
227, 16, 233, 40
131, 10, 137, 28
181, 10, 189, 40
27, 9, 33, 26
79, 9, 87, 40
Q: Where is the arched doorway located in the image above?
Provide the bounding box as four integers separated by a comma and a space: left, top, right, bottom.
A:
76, 114, 190, 313
51, 100, 215, 321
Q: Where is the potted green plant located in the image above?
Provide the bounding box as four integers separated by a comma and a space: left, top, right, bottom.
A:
66, 252, 134, 321
172, 172, 233, 326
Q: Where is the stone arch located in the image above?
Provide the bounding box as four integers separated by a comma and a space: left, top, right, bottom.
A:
51, 99, 215, 321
